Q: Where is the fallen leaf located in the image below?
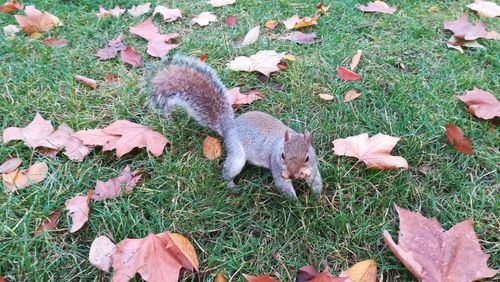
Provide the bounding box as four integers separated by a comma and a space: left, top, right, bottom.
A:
96, 35, 125, 60
343, 89, 361, 102
89, 235, 116, 272
203, 136, 222, 160
35, 208, 61, 235
283, 14, 300, 29
294, 15, 320, 29
484, 29, 500, 39
165, 232, 200, 271
2, 161, 48, 192
3, 112, 56, 149
128, 3, 150, 17
75, 75, 97, 89
111, 232, 198, 282
14, 5, 61, 34
73, 120, 169, 158
457, 87, 500, 119
0, 0, 23, 13
120, 45, 143, 67
227, 87, 263, 108
264, 20, 278, 29
147, 39, 179, 57
42, 38, 68, 47
241, 26, 260, 46
129, 17, 161, 40
3, 24, 19, 38
208, 0, 235, 7
129, 18, 179, 57
337, 67, 361, 81
316, 1, 331, 15
297, 265, 319, 282
96, 5, 125, 18
357, 1, 397, 14
199, 54, 208, 61
214, 271, 228, 282
332, 133, 408, 170
444, 14, 487, 40
350, 50, 362, 71
65, 190, 92, 233
467, 0, 500, 18
282, 31, 316, 44
92, 166, 142, 201
310, 270, 348, 282
283, 54, 296, 61
445, 124, 473, 155
153, 6, 182, 22
103, 74, 120, 83
319, 93, 334, 101
228, 50, 285, 76
339, 259, 377, 282
0, 158, 22, 174
191, 12, 217, 26
243, 274, 279, 282
383, 205, 498, 282
446, 36, 486, 53
62, 136, 91, 161
224, 15, 237, 27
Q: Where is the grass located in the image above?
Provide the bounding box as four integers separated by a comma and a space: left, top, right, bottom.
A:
0, 0, 499, 281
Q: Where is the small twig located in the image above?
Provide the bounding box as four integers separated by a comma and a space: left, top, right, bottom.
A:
272, 253, 292, 282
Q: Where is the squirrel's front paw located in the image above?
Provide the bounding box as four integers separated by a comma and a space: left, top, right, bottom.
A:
311, 184, 322, 198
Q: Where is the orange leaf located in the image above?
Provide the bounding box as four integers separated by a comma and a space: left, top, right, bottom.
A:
337, 67, 361, 81
294, 15, 319, 29
243, 274, 279, 282
264, 20, 278, 29
2, 161, 48, 192
0, 0, 24, 13
165, 232, 200, 271
445, 124, 473, 155
339, 260, 377, 282
203, 136, 222, 160
227, 87, 263, 108
343, 90, 361, 102
318, 93, 334, 101
14, 5, 61, 34
75, 75, 97, 89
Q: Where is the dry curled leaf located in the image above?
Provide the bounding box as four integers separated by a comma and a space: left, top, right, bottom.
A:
96, 35, 125, 60
294, 15, 320, 29
457, 87, 500, 120
227, 87, 263, 108
383, 205, 498, 282
75, 75, 97, 89
65, 190, 92, 233
357, 1, 397, 14
153, 6, 182, 22
14, 5, 62, 34
92, 166, 142, 201
228, 50, 285, 76
42, 38, 68, 47
241, 26, 260, 46
282, 31, 316, 44
350, 50, 362, 70
2, 161, 48, 192
203, 136, 222, 160
0, 0, 23, 13
0, 158, 22, 174
339, 259, 377, 282
36, 208, 61, 235
128, 3, 150, 17
319, 93, 334, 101
445, 124, 473, 155
467, 0, 500, 18
343, 90, 361, 102
120, 45, 143, 67
191, 12, 217, 26
243, 274, 279, 282
337, 67, 361, 81
89, 236, 116, 272
333, 133, 408, 170
264, 20, 278, 29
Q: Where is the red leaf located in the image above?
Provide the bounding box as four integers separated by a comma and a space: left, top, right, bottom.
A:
243, 274, 279, 282
0, 0, 23, 13
36, 208, 61, 235
75, 75, 97, 89
224, 15, 237, 27
383, 205, 498, 282
96, 35, 125, 60
337, 67, 361, 81
199, 54, 208, 61
120, 46, 143, 67
42, 38, 68, 47
457, 87, 500, 120
445, 124, 473, 155
92, 166, 142, 201
129, 17, 160, 41
444, 14, 487, 40
297, 265, 319, 282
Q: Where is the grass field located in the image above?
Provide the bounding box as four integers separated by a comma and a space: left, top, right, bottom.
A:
0, 0, 499, 281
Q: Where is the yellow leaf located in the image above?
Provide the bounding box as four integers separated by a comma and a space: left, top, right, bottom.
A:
166, 232, 200, 271
30, 31, 42, 39
283, 54, 296, 61
214, 271, 228, 282
340, 259, 377, 282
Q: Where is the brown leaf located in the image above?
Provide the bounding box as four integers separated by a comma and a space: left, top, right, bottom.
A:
337, 67, 361, 81
147, 39, 179, 58
96, 5, 124, 18
228, 50, 285, 76
62, 136, 91, 161
153, 6, 182, 22
0, 0, 23, 13
202, 136, 222, 160
224, 15, 237, 27
92, 166, 142, 201
457, 87, 500, 120
243, 274, 279, 282
283, 14, 300, 29
310, 269, 348, 282
3, 113, 55, 149
264, 20, 278, 29
445, 124, 473, 155
316, 2, 331, 15
214, 271, 228, 282
339, 259, 377, 282
297, 265, 319, 282
129, 18, 179, 57
42, 38, 68, 47
75, 75, 97, 89
89, 235, 116, 272
208, 0, 235, 7
65, 190, 92, 233
444, 14, 487, 40
14, 5, 61, 34
129, 17, 160, 41
332, 133, 408, 170
0, 158, 22, 174
350, 50, 362, 71
383, 205, 498, 282
191, 12, 217, 26
111, 232, 198, 282
319, 93, 334, 101
120, 45, 143, 67
96, 35, 125, 60
467, 0, 500, 18
2, 161, 48, 192
227, 87, 263, 108
165, 232, 200, 271
35, 208, 61, 235
128, 3, 150, 17
241, 26, 260, 46
103, 74, 120, 83
357, 1, 397, 14
294, 15, 320, 29
343, 90, 361, 102
282, 31, 316, 44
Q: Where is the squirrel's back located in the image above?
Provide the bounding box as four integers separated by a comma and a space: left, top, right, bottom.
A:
150, 55, 234, 135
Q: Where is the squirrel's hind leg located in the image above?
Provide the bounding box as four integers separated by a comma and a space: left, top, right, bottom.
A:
222, 138, 246, 191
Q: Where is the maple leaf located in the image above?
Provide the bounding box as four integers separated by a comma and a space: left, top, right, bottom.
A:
92, 166, 142, 201
35, 208, 61, 236
241, 26, 260, 46
0, 0, 23, 13
75, 75, 97, 89
120, 46, 143, 67
63, 136, 91, 161
332, 133, 408, 170
0, 158, 22, 174
467, 0, 500, 18
129, 17, 160, 40
96, 35, 126, 60
65, 190, 92, 233
264, 20, 278, 29
111, 232, 198, 282
337, 67, 361, 81
191, 12, 217, 26
457, 87, 500, 120
42, 38, 68, 47
227, 87, 263, 108
339, 260, 377, 282
203, 136, 222, 160
153, 6, 182, 22
128, 3, 151, 17
444, 14, 487, 40
14, 5, 62, 34
89, 236, 116, 272
445, 124, 473, 155
228, 50, 285, 76
357, 1, 397, 14
343, 90, 361, 102
3, 112, 55, 148
294, 16, 320, 29
243, 274, 278, 282
129, 18, 179, 57
383, 205, 498, 282
282, 31, 317, 44
350, 50, 362, 71
147, 39, 179, 57
208, 0, 235, 7
224, 15, 237, 27
2, 161, 48, 192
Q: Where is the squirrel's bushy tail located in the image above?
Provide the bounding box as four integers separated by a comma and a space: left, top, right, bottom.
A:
149, 55, 234, 136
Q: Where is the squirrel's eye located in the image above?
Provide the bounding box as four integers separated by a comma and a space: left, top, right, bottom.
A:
305, 156, 309, 162
281, 153, 285, 159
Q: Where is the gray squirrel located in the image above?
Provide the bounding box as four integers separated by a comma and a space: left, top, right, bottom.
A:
149, 55, 322, 199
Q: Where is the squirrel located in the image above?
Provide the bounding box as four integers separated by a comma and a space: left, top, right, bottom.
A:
149, 55, 322, 200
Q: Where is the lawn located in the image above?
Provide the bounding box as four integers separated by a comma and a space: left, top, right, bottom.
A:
0, 0, 499, 281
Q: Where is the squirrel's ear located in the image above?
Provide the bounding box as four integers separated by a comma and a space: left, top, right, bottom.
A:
304, 130, 312, 145
284, 130, 290, 142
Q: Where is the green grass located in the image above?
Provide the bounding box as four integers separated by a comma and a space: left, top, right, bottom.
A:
1, 0, 499, 281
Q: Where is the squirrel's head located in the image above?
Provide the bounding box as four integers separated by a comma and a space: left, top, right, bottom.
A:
280, 130, 314, 180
